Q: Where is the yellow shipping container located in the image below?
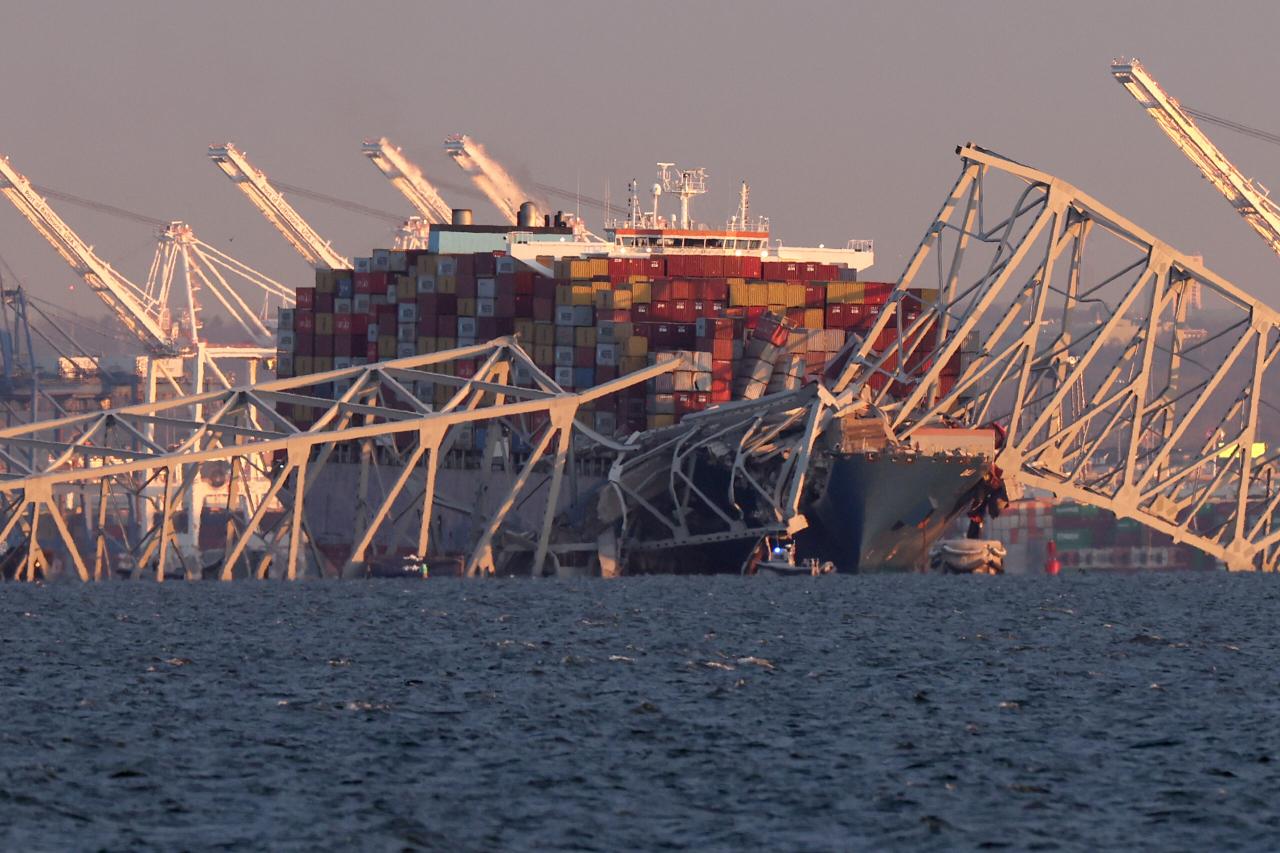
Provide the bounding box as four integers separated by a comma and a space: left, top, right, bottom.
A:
437, 336, 456, 351
624, 335, 649, 357
397, 276, 416, 301
294, 356, 314, 376
785, 283, 806, 308
534, 323, 556, 346
592, 279, 610, 293
457, 298, 476, 316
514, 319, 536, 341
437, 275, 456, 294
418, 336, 436, 354
749, 283, 770, 307
804, 308, 825, 328
314, 269, 336, 294
569, 259, 593, 279
767, 282, 787, 305
416, 254, 437, 275
534, 345, 554, 365
315, 313, 334, 335
649, 413, 675, 429
589, 258, 610, 277
729, 282, 749, 306
554, 284, 571, 305
574, 327, 597, 347
914, 288, 939, 304
627, 275, 651, 285
632, 281, 652, 303
378, 336, 397, 358
619, 355, 647, 373
571, 285, 593, 306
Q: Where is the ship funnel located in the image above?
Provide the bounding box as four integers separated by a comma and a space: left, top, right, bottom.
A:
517, 201, 539, 228
451, 208, 473, 226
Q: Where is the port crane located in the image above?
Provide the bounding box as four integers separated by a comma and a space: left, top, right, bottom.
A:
362, 137, 454, 223
0, 151, 291, 357
209, 142, 352, 270
444, 134, 544, 225
1111, 58, 1280, 261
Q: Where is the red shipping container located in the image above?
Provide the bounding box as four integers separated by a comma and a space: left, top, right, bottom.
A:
654, 324, 672, 347
315, 291, 334, 313
418, 293, 438, 315
640, 257, 665, 277
294, 311, 315, 333
665, 256, 684, 277
608, 257, 628, 280
514, 271, 535, 295
674, 392, 694, 415
633, 303, 651, 321
633, 323, 653, 344
456, 359, 476, 379
366, 342, 379, 361
334, 335, 353, 357
533, 297, 554, 322
826, 304, 848, 329
496, 272, 515, 293
704, 256, 724, 277
456, 276, 477, 299
574, 346, 594, 368
476, 317, 497, 339
722, 256, 740, 277
805, 284, 825, 308
712, 359, 733, 381
534, 277, 557, 300
705, 278, 728, 301
652, 301, 672, 321
350, 315, 369, 336
672, 301, 695, 323
672, 279, 694, 300
745, 306, 767, 326
514, 293, 533, 316
653, 279, 673, 302
495, 317, 514, 336
473, 252, 496, 276
438, 294, 458, 314
595, 364, 618, 382
818, 264, 839, 280
786, 308, 806, 327
673, 324, 696, 347
739, 256, 762, 279
495, 291, 516, 316
417, 314, 438, 335
294, 333, 314, 356
455, 255, 475, 278
295, 288, 315, 310
602, 309, 631, 323
693, 392, 710, 410
314, 334, 333, 357
335, 315, 353, 335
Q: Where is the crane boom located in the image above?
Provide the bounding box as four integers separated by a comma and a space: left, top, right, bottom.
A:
208, 143, 350, 270
362, 137, 453, 223
0, 154, 172, 352
1111, 58, 1280, 259
444, 134, 537, 225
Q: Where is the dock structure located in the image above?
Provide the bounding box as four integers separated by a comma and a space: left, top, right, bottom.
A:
0, 338, 679, 581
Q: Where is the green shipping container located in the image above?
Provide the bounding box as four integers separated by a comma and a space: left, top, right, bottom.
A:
1054, 528, 1093, 550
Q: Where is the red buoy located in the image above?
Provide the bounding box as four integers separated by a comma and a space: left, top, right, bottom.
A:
1045, 540, 1061, 575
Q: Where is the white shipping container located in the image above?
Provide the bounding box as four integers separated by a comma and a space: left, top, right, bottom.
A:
596, 343, 617, 366
458, 317, 478, 337
594, 411, 617, 435
654, 373, 674, 393
554, 366, 575, 388
353, 293, 371, 314
398, 303, 418, 323
694, 372, 712, 391
437, 257, 457, 276
334, 298, 352, 315
367, 323, 379, 343
397, 342, 416, 358
397, 325, 416, 343
389, 251, 408, 272
674, 371, 693, 391
372, 249, 391, 271
333, 356, 353, 370
135, 356, 184, 379
554, 306, 576, 326
554, 346, 575, 366
417, 275, 436, 293
278, 307, 295, 327
693, 351, 712, 371
476, 298, 495, 317
496, 256, 516, 274
572, 305, 594, 326
476, 277, 496, 298
354, 257, 371, 273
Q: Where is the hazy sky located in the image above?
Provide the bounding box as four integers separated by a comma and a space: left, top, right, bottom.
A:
5, 1, 1280, 347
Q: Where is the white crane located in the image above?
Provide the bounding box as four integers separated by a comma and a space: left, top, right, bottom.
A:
362, 137, 454, 223
0, 151, 292, 355
1112, 58, 1280, 260
208, 142, 351, 270
444, 134, 542, 225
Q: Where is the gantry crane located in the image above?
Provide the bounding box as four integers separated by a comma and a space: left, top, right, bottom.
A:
362, 137, 454, 223
1112, 58, 1280, 260
0, 151, 292, 357
444, 134, 543, 225
209, 142, 351, 270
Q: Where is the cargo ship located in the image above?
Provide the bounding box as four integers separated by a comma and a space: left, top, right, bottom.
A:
270, 164, 997, 575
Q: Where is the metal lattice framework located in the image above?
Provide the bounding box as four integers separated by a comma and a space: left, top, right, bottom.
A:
833, 144, 1280, 570
0, 339, 678, 582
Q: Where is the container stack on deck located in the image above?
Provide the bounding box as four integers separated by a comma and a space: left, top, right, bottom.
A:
275, 248, 954, 439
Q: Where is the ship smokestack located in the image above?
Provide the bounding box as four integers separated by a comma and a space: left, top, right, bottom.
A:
517, 202, 539, 228
452, 208, 473, 226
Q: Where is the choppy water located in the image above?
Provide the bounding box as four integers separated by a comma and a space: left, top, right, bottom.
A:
2, 573, 1279, 851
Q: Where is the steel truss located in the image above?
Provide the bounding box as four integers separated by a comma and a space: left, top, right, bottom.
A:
0, 339, 677, 582
833, 144, 1280, 570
